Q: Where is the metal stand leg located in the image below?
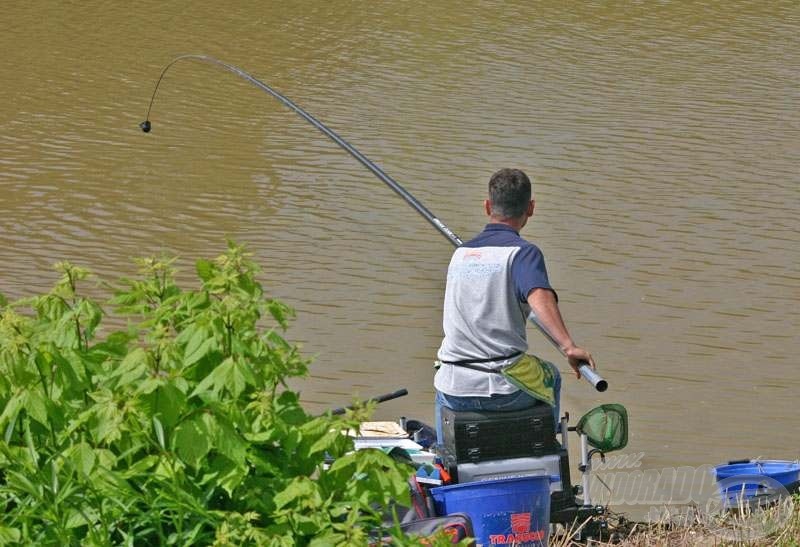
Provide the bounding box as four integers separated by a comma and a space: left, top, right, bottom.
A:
580, 433, 591, 506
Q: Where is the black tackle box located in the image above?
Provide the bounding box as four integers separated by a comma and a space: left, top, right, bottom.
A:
440, 404, 559, 463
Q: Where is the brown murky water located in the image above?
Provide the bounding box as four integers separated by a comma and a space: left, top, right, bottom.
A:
2, 1, 798, 502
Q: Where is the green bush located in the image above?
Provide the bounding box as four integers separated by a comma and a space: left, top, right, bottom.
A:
0, 242, 434, 546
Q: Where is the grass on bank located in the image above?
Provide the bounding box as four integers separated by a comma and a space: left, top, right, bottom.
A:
551, 494, 800, 546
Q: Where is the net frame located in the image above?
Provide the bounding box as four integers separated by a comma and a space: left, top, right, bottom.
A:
576, 403, 628, 452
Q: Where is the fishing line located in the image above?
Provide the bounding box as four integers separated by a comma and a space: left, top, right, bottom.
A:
139, 54, 607, 392
139, 54, 461, 246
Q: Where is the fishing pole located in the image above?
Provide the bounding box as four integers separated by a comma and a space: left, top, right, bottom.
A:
139, 54, 607, 392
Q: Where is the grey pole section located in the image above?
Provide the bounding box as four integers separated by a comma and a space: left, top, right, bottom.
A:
527, 312, 607, 392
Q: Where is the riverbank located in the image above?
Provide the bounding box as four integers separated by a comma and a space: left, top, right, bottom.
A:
556, 496, 800, 546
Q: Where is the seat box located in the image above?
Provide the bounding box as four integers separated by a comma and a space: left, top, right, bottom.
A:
441, 405, 558, 463
456, 454, 563, 492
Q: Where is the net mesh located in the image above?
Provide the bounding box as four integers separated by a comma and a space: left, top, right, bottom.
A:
576, 404, 628, 452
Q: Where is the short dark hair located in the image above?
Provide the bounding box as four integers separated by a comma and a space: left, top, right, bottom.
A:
488, 168, 532, 219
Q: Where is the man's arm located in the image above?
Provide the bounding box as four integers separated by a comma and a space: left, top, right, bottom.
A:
527, 287, 596, 379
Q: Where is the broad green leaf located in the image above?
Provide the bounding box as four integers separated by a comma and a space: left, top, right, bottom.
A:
209, 414, 247, 466
195, 259, 215, 283
190, 358, 232, 398
6, 469, 43, 500
273, 477, 324, 510
8, 354, 37, 386
185, 290, 210, 312
190, 357, 253, 399
289, 512, 327, 536
0, 527, 21, 543
309, 531, 347, 547
90, 331, 134, 358
229, 359, 255, 397
3, 413, 17, 444
243, 430, 273, 443
120, 455, 159, 478
153, 416, 166, 449
299, 417, 329, 439
80, 299, 104, 339
209, 456, 247, 497
183, 331, 214, 368
143, 383, 186, 427
22, 388, 49, 427
65, 508, 96, 530
88, 396, 125, 445
0, 392, 24, 430
112, 347, 148, 387
173, 376, 189, 394
200, 412, 220, 440
0, 292, 8, 308
279, 425, 302, 454
173, 416, 210, 469
94, 447, 118, 469
68, 442, 96, 476
48, 348, 84, 395
267, 300, 292, 329
153, 455, 185, 480
136, 376, 164, 395
308, 429, 341, 457
237, 273, 261, 298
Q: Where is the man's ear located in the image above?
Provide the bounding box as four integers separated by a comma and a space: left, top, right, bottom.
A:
527, 199, 535, 217
484, 199, 492, 217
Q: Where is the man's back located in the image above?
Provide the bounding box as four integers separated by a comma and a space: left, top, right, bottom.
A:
433, 168, 595, 444
435, 223, 553, 398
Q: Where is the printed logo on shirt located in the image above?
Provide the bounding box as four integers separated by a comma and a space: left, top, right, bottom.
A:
447, 262, 503, 279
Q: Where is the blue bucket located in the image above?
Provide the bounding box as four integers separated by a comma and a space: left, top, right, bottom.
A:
713, 460, 800, 507
430, 475, 551, 546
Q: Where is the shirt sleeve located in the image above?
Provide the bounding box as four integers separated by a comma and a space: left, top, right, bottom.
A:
511, 244, 557, 302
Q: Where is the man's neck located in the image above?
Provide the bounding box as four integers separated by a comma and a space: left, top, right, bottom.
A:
489, 217, 526, 232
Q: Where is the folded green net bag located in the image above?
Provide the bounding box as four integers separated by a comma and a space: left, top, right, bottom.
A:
500, 354, 558, 407
576, 403, 628, 452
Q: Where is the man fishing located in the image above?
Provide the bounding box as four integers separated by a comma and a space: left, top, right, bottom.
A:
434, 168, 596, 442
